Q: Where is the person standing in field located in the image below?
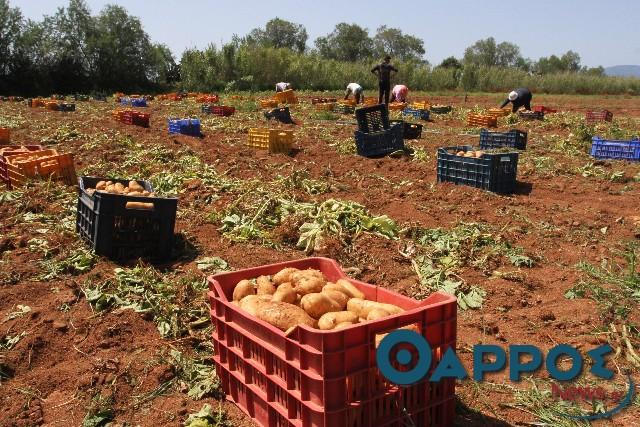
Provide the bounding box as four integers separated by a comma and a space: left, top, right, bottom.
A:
344, 83, 364, 104
500, 88, 532, 112
275, 82, 292, 92
371, 55, 398, 105
390, 84, 409, 103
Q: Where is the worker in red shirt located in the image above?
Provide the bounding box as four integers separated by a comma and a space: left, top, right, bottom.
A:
390, 84, 409, 103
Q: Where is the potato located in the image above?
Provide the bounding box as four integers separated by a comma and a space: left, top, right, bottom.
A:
105, 184, 117, 193
335, 279, 365, 299
464, 151, 475, 158
142, 190, 150, 196
105, 181, 113, 186
322, 290, 348, 309
474, 150, 484, 158
128, 191, 142, 196
300, 293, 342, 319
126, 201, 154, 210
456, 151, 465, 156
318, 311, 359, 330
272, 282, 297, 304
114, 182, 125, 193
273, 267, 299, 285
366, 308, 391, 321
238, 295, 265, 316
291, 269, 324, 284
122, 187, 130, 194
256, 275, 276, 295
294, 276, 325, 296
129, 180, 144, 192
334, 322, 355, 330
95, 180, 107, 190
233, 279, 255, 301
255, 301, 316, 331
347, 298, 403, 319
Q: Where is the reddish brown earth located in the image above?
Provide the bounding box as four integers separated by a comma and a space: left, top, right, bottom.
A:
1, 92, 639, 427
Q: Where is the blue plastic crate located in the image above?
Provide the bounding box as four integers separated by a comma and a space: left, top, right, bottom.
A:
168, 118, 201, 136
120, 97, 147, 107
402, 107, 430, 121
437, 146, 519, 194
590, 137, 640, 161
479, 129, 527, 150
354, 122, 404, 157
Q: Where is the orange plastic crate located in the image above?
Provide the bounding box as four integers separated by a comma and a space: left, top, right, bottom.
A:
247, 128, 293, 154
467, 113, 497, 128
0, 128, 9, 144
5, 150, 75, 188
388, 102, 407, 111
487, 108, 510, 119
274, 90, 298, 104
411, 101, 431, 110
259, 99, 279, 109
1, 145, 44, 188
315, 102, 336, 111
45, 101, 59, 111
362, 98, 378, 106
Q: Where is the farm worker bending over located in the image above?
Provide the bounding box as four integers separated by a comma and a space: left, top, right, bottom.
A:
344, 83, 364, 104
500, 88, 532, 112
275, 82, 292, 92
390, 84, 409, 103
371, 55, 398, 105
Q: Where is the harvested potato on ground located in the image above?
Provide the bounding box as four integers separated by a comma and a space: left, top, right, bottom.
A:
272, 282, 296, 304
322, 289, 348, 309
300, 293, 342, 319
129, 180, 144, 192
367, 308, 391, 321
347, 298, 403, 319
233, 279, 255, 301
294, 276, 326, 296
318, 311, 359, 330
255, 301, 316, 331
273, 267, 299, 285
334, 279, 365, 299
256, 275, 276, 295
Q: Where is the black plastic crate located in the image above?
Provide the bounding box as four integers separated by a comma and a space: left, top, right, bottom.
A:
59, 103, 75, 112
76, 176, 178, 261
355, 104, 390, 133
264, 107, 294, 124
518, 111, 544, 121
437, 145, 519, 194
335, 104, 355, 114
479, 129, 527, 150
430, 105, 452, 114
354, 122, 404, 157
390, 120, 422, 139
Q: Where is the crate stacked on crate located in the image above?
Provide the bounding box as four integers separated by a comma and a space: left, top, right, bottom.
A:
590, 137, 640, 161
479, 129, 527, 150
390, 120, 422, 139
264, 107, 294, 124
533, 105, 556, 114
196, 94, 219, 104
388, 102, 407, 111
585, 110, 613, 123
76, 176, 178, 261
1, 147, 76, 189
0, 128, 9, 144
402, 107, 430, 121
430, 105, 452, 114
467, 112, 497, 128
202, 105, 235, 117
208, 257, 457, 427
354, 104, 405, 157
274, 89, 298, 104
168, 118, 201, 136
246, 129, 293, 154
311, 97, 337, 105
518, 110, 544, 121
437, 145, 519, 193
487, 108, 511, 120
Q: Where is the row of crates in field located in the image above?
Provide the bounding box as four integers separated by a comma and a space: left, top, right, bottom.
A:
112, 109, 150, 127
28, 98, 75, 111
0, 145, 76, 189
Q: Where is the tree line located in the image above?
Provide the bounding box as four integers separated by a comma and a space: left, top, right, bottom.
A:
1, 0, 638, 96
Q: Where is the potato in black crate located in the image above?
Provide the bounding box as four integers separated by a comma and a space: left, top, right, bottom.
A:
437, 145, 519, 194
390, 120, 422, 139
76, 176, 178, 261
479, 129, 527, 150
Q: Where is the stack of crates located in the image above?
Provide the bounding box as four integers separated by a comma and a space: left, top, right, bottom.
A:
274, 89, 298, 104
585, 110, 613, 123
355, 104, 405, 157
467, 113, 497, 128
76, 176, 178, 261
1, 147, 76, 189
246, 129, 293, 154
168, 118, 201, 136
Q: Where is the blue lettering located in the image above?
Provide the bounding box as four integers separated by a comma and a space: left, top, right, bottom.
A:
430, 347, 468, 382
509, 345, 543, 381
587, 344, 614, 380
547, 345, 583, 381
473, 345, 506, 381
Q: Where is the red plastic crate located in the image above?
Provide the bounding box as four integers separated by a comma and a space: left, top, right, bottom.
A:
533, 105, 556, 114
585, 110, 613, 123
211, 106, 236, 117
1, 145, 43, 188
208, 257, 457, 427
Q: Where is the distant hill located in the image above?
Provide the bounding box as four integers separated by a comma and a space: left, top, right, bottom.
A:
605, 65, 640, 77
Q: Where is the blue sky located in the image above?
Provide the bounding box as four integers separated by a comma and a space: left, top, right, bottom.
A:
16, 0, 640, 67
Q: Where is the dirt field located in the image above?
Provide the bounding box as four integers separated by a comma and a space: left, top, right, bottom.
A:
1, 92, 639, 427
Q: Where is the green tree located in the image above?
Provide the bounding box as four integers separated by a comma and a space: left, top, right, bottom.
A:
373, 26, 425, 62
0, 0, 22, 80
463, 37, 524, 69
246, 18, 308, 53
438, 56, 463, 69
534, 50, 582, 74
315, 23, 373, 61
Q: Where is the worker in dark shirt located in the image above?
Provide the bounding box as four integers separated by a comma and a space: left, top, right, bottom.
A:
371, 56, 398, 105
500, 88, 532, 112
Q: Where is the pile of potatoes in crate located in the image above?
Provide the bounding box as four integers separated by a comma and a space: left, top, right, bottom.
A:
85, 180, 156, 210
232, 267, 412, 337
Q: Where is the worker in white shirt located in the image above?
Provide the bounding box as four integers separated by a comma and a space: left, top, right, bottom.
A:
275, 82, 292, 92
344, 83, 364, 104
